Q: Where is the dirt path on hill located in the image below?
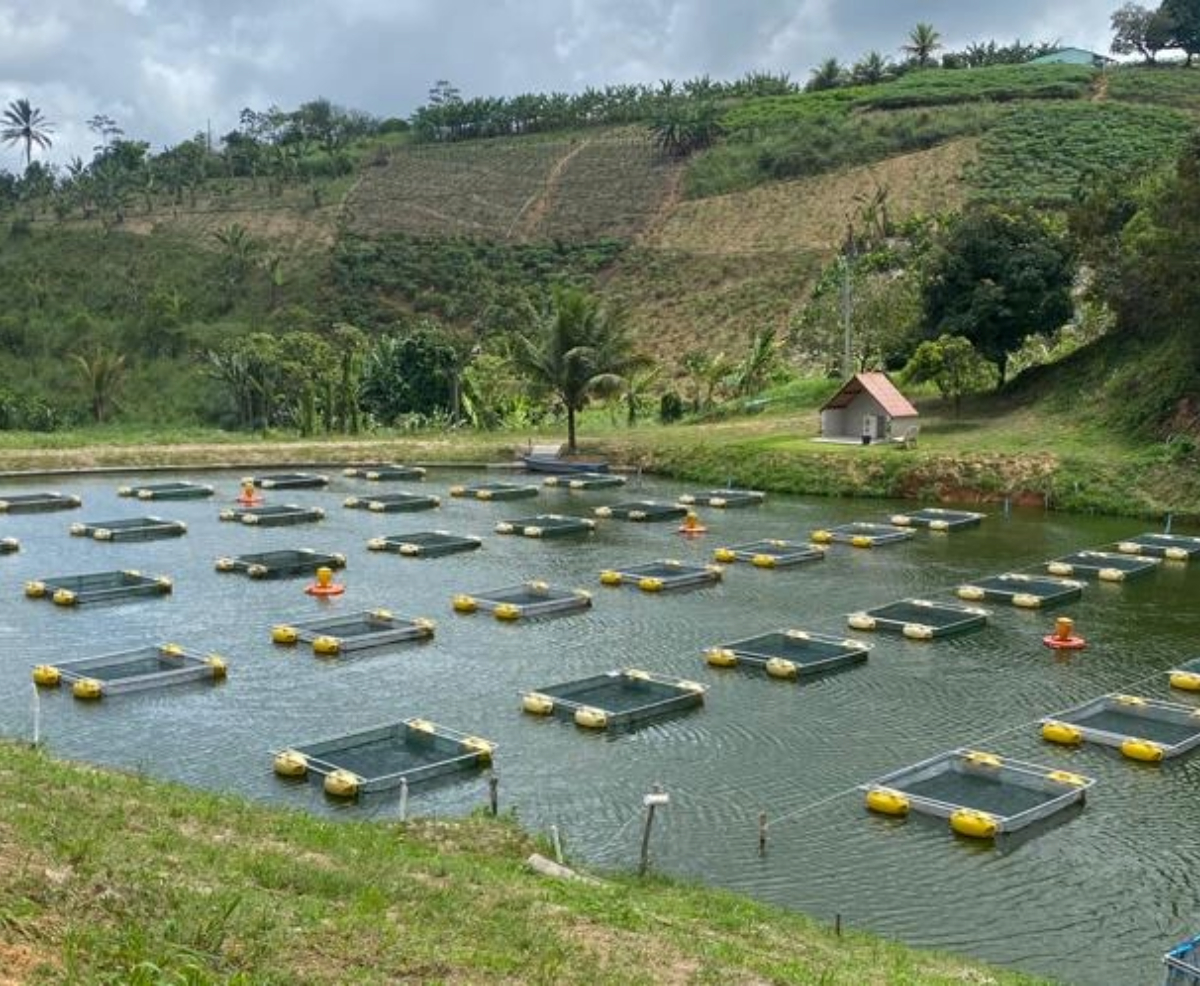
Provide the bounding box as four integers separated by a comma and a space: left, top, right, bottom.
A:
507, 137, 592, 240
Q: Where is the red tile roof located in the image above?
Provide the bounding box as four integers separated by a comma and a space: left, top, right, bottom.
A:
820, 372, 918, 417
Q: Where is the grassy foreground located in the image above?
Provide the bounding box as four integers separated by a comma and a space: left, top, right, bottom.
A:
0, 743, 1048, 985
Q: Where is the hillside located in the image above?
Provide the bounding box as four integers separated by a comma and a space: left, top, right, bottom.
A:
0, 62, 1199, 431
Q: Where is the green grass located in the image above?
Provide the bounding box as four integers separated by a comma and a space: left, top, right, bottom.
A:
1106, 64, 1200, 110
968, 101, 1194, 205
852, 64, 1095, 110
687, 104, 995, 198
3, 349, 1198, 521
0, 742, 1049, 985
688, 64, 1095, 199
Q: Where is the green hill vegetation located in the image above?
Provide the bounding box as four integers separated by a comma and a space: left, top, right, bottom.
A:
0, 50, 1198, 493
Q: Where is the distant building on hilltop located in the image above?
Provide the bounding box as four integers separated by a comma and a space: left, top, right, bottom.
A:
817, 372, 919, 446
1027, 47, 1113, 68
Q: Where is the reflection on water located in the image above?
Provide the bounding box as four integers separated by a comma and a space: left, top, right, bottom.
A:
1, 468, 1196, 985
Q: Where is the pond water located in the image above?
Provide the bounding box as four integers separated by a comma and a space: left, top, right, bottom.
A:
1, 467, 1197, 986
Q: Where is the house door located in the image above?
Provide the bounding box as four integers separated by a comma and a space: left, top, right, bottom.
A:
861, 414, 876, 445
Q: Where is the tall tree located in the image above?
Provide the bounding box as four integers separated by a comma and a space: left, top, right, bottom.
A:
921, 207, 1074, 387
1162, 0, 1200, 64
903, 23, 943, 68
511, 286, 645, 452
1, 98, 53, 168
1110, 2, 1174, 62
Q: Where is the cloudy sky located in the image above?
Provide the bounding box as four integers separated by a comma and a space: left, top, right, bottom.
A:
0, 0, 1121, 167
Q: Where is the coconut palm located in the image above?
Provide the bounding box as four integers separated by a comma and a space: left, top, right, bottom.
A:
70, 344, 126, 424
1, 98, 54, 168
851, 51, 893, 86
903, 23, 943, 68
511, 286, 646, 452
806, 58, 846, 93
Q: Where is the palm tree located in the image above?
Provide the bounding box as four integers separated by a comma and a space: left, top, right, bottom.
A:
806, 58, 845, 93
903, 23, 943, 68
511, 286, 646, 452
2, 98, 54, 168
852, 51, 892, 86
70, 345, 126, 424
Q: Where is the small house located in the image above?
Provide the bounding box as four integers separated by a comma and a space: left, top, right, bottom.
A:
818, 372, 919, 445
1026, 48, 1113, 68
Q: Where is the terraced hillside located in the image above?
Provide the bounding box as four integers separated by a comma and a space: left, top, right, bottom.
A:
344, 129, 678, 243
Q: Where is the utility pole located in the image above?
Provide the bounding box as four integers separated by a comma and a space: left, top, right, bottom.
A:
840, 222, 855, 379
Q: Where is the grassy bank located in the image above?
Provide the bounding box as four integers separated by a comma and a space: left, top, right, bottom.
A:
0, 742, 1048, 984
2, 398, 1194, 522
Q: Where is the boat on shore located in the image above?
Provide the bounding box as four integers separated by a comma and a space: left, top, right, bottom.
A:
520, 453, 610, 475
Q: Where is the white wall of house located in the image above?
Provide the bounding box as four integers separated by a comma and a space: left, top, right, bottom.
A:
821, 393, 917, 440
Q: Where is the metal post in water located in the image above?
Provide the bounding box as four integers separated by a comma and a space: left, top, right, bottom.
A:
551, 824, 564, 864
1004, 497, 1011, 518
835, 913, 842, 937
488, 772, 499, 816
398, 777, 409, 822
1165, 512, 1174, 534
758, 811, 768, 857
31, 684, 40, 747
638, 784, 668, 877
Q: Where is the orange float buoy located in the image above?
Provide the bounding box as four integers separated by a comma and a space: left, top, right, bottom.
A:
1043, 615, 1086, 651
678, 511, 708, 536
305, 566, 345, 597
236, 479, 263, 506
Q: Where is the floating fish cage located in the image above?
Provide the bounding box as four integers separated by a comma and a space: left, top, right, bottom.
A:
31, 643, 226, 700
215, 549, 346, 579
712, 539, 826, 569
705, 629, 870, 679
273, 718, 495, 799
1, 536, 21, 554
0, 491, 81, 513
543, 472, 627, 490
343, 492, 440, 513
251, 472, 329, 490
957, 573, 1084, 608
359, 464, 427, 481
1041, 694, 1200, 762
811, 522, 915, 547
219, 504, 325, 527
495, 514, 596, 538
1164, 934, 1200, 986
271, 608, 435, 656
69, 516, 187, 542
1169, 657, 1200, 693
522, 669, 706, 731
593, 500, 688, 523
367, 531, 482, 558
25, 569, 173, 606
452, 580, 592, 620
889, 507, 986, 531
1115, 532, 1200, 562
1046, 550, 1160, 581
848, 598, 989, 639
118, 480, 214, 501
677, 489, 766, 509
448, 481, 539, 501
861, 748, 1094, 839
599, 559, 723, 593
